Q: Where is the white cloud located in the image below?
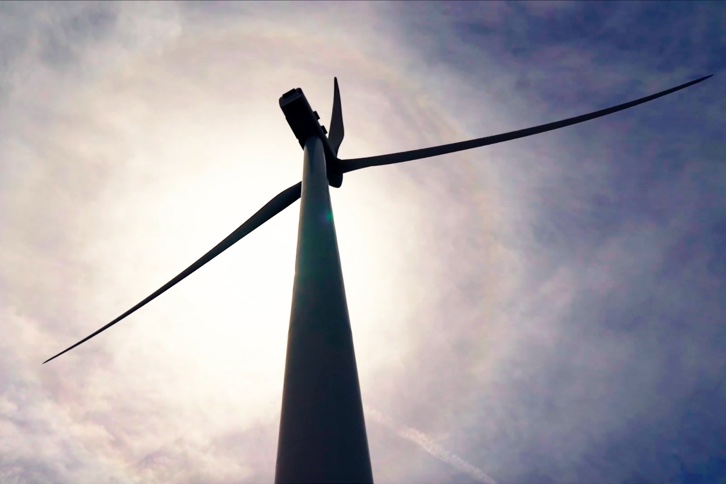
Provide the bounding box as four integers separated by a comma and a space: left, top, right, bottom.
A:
1, 2, 724, 483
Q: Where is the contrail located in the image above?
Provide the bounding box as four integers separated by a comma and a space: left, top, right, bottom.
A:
365, 407, 498, 484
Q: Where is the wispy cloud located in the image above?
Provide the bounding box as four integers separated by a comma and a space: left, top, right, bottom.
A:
366, 407, 498, 484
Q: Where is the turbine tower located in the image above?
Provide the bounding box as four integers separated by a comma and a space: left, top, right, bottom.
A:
44, 74, 712, 483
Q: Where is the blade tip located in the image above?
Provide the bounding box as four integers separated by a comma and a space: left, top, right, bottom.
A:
43, 349, 67, 365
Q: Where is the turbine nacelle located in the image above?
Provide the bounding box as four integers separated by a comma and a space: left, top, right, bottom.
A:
279, 84, 344, 188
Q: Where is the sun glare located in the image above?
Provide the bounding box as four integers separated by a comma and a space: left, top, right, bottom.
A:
60, 31, 431, 435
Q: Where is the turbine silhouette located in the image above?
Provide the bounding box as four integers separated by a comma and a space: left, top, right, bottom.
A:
44, 74, 712, 483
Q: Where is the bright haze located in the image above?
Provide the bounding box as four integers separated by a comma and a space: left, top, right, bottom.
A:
1, 2, 724, 483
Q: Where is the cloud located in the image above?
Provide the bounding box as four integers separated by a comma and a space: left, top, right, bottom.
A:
366, 407, 498, 484
1, 2, 725, 483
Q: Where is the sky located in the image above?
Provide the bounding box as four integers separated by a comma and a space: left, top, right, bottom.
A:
1, 1, 724, 483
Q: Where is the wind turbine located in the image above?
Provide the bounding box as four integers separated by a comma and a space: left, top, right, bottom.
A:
44, 74, 712, 483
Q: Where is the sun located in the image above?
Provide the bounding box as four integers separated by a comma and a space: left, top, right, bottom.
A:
53, 32, 426, 433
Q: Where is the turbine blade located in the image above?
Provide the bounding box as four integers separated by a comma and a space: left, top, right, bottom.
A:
43, 181, 302, 364
328, 77, 344, 155
339, 74, 712, 173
